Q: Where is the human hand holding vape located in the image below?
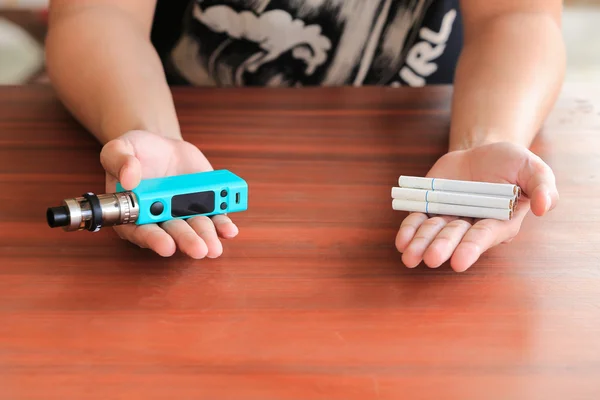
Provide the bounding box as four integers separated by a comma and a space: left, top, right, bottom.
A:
47, 130, 247, 259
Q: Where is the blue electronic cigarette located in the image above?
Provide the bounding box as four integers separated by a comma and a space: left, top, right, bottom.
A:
46, 170, 248, 232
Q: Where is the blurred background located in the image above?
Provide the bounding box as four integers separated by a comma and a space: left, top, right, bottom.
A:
0, 0, 599, 85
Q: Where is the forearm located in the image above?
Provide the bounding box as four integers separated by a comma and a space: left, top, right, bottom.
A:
45, 5, 181, 144
449, 12, 565, 151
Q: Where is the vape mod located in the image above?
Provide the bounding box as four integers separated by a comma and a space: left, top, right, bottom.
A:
46, 169, 248, 232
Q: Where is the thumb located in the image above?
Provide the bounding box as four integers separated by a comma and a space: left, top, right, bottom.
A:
520, 153, 559, 216
100, 137, 142, 190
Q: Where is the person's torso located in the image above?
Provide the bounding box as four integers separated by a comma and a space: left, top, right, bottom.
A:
151, 0, 462, 87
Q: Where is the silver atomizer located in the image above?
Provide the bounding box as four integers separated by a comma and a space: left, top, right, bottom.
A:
46, 192, 140, 232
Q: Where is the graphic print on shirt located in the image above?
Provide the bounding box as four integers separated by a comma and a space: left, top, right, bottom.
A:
193, 5, 332, 77
169, 0, 432, 86
392, 7, 457, 86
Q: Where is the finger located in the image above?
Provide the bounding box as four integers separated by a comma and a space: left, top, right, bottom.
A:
211, 214, 239, 239
160, 219, 209, 259
100, 138, 142, 190
450, 220, 507, 272
401, 216, 456, 268
395, 212, 429, 253
188, 216, 223, 258
115, 224, 176, 257
422, 219, 472, 268
519, 154, 558, 216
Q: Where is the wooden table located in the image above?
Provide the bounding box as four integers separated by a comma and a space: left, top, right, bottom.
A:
1, 84, 599, 399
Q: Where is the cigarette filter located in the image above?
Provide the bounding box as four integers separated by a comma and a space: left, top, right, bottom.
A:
391, 187, 514, 209
398, 176, 518, 197
392, 199, 512, 221
47, 169, 248, 232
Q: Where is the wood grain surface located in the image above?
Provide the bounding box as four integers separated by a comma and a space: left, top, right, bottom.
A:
0, 84, 599, 399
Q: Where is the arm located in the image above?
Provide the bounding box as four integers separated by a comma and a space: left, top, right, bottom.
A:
45, 0, 182, 144
449, 0, 565, 151
45, 1, 237, 259
396, 1, 564, 271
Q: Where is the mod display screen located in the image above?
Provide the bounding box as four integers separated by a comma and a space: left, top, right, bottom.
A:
171, 191, 215, 217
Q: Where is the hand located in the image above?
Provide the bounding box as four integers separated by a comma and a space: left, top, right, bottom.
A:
99, 130, 239, 258
395, 141, 558, 272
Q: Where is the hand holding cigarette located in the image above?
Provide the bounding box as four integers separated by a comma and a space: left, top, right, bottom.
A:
394, 142, 558, 273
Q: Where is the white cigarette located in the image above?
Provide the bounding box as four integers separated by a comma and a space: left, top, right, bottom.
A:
392, 199, 512, 221
398, 176, 518, 197
391, 187, 514, 209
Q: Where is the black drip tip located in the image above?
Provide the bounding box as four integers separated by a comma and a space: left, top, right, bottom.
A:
46, 206, 70, 228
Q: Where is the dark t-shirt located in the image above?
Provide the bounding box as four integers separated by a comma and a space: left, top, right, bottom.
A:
151, 0, 463, 87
